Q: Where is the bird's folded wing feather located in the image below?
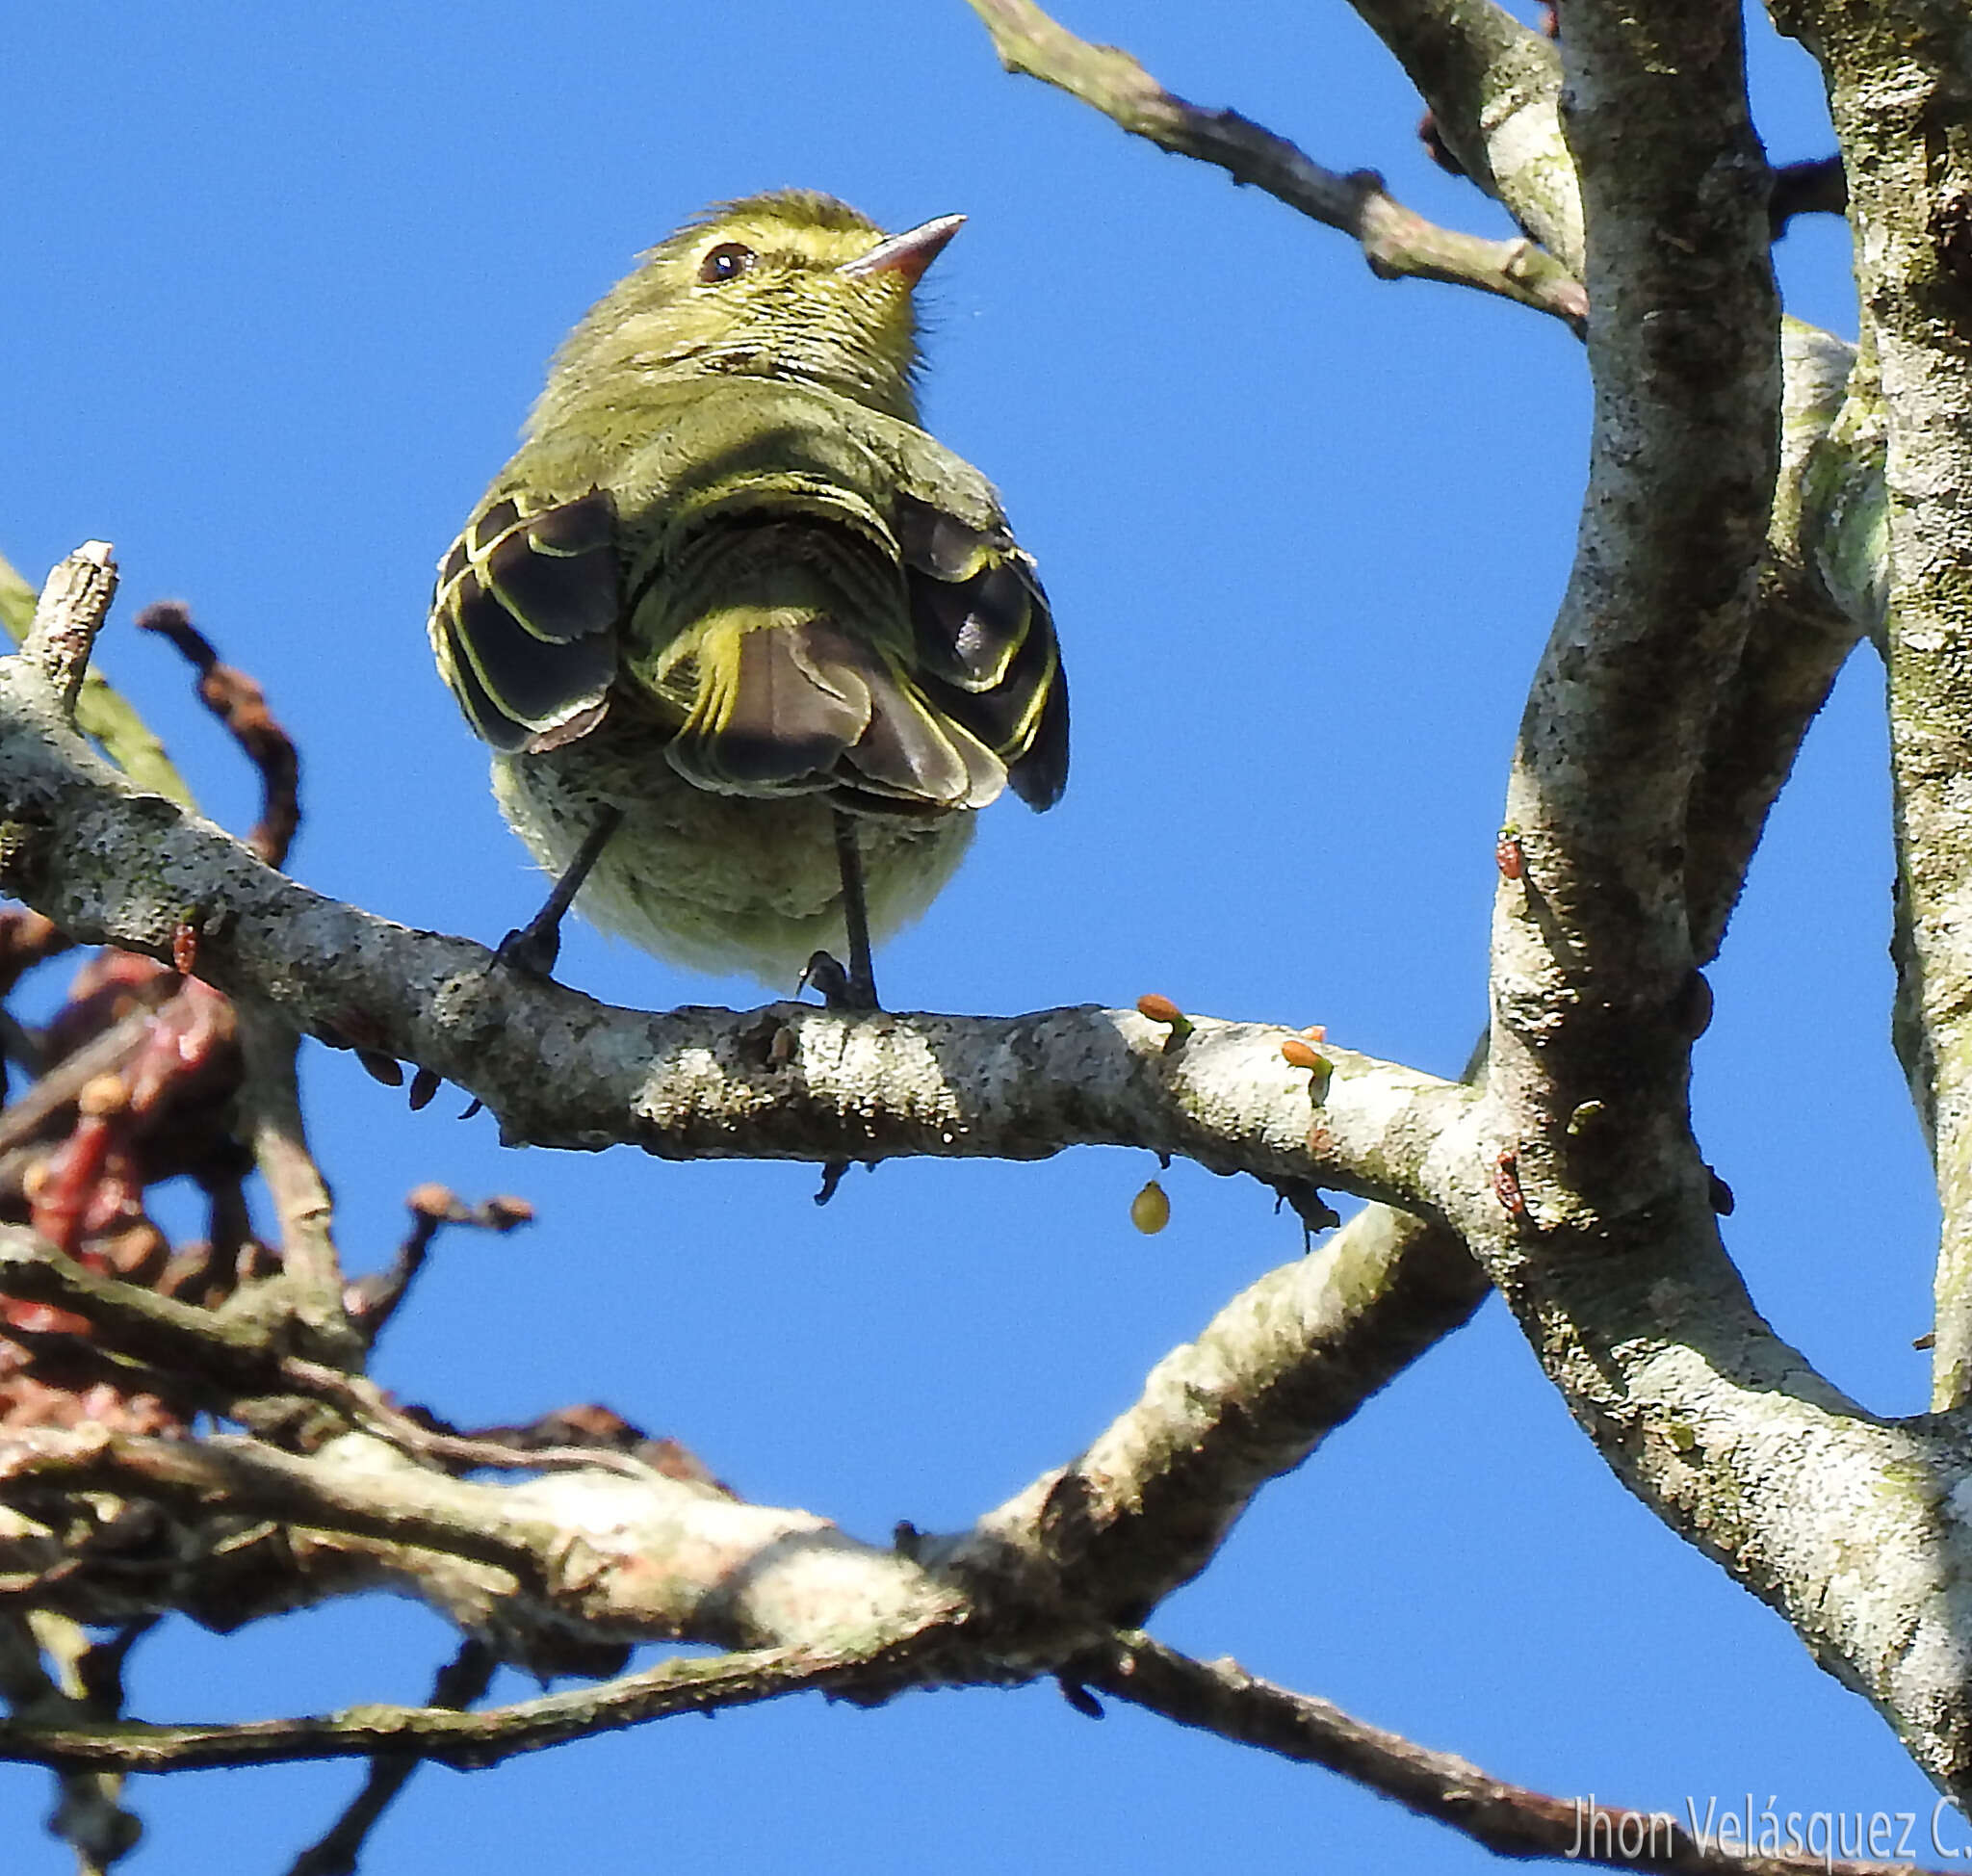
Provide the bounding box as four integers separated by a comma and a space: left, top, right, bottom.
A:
430, 378, 1067, 818
428, 485, 620, 753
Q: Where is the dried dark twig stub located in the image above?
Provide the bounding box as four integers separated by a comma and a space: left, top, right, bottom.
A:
284, 1638, 498, 1876
346, 1185, 534, 1342
1771, 157, 1847, 237
136, 600, 301, 868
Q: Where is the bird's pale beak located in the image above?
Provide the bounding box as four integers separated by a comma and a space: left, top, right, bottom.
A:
839, 213, 966, 285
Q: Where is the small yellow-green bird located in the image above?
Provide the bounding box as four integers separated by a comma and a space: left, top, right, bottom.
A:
428, 191, 1068, 1006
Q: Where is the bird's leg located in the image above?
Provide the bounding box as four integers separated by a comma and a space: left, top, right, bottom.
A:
495, 807, 623, 979
800, 810, 880, 1011
835, 810, 879, 1008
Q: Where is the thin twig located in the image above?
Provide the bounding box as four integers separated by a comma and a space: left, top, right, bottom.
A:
1077, 1632, 1946, 1876
233, 1003, 358, 1365
279, 1358, 669, 1482
135, 602, 300, 868
965, 0, 1586, 327
0, 1612, 144, 1872
284, 1640, 497, 1876
0, 1003, 170, 1158
347, 1186, 533, 1345
0, 1229, 655, 1478
0, 1632, 951, 1773
20, 543, 118, 722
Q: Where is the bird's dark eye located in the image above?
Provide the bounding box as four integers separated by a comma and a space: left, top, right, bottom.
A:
697, 242, 757, 285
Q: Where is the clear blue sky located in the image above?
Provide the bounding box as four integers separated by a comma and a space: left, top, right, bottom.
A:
1, 4, 1938, 1871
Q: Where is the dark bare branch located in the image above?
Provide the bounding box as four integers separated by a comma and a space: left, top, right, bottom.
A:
136, 601, 301, 869
1079, 1632, 1949, 1876
964, 0, 1585, 326
283, 1640, 496, 1876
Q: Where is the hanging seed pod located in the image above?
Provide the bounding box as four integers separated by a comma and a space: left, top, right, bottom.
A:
1129, 1179, 1172, 1235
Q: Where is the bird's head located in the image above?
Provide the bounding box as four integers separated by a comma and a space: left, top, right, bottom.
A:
537, 191, 962, 427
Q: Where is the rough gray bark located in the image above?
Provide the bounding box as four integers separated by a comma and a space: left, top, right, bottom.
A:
3, 0, 1970, 1865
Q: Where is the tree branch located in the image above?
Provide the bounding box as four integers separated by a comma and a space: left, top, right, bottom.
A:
283, 1639, 496, 1876
0, 1612, 144, 1872
0, 1632, 960, 1774
0, 552, 190, 810
1080, 1631, 1953, 1876
0, 1423, 965, 1661
19, 542, 117, 725
964, 0, 1586, 326
1776, 0, 1972, 1413
1362, 0, 1972, 1806
0, 1609, 1943, 1876
965, 1204, 1486, 1625
1340, 0, 1583, 270
0, 656, 1467, 1211
232, 1002, 359, 1365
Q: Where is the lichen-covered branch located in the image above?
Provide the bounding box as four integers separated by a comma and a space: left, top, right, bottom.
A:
0, 651, 1467, 1210
1777, 0, 1972, 1412
1342, 0, 1582, 270
0, 1422, 964, 1656
1685, 323, 1869, 959
19, 542, 117, 724
965, 1204, 1486, 1626
1481, 0, 1777, 1252
1346, 0, 1972, 1803
964, 0, 1586, 326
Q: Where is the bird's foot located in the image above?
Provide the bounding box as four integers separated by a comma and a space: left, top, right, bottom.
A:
485, 807, 623, 984
491, 914, 563, 981
799, 949, 879, 1012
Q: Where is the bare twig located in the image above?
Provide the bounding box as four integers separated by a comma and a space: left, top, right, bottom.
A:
0, 1003, 163, 1158
0, 1600, 1947, 1876
964, 0, 1586, 327
0, 1229, 657, 1478
347, 1185, 533, 1344
1079, 1632, 1947, 1876
284, 1639, 497, 1876
233, 1003, 357, 1365
0, 1612, 144, 1872
135, 602, 300, 868
277, 1358, 671, 1482
20, 544, 118, 724
0, 1631, 955, 1774
0, 551, 189, 807
1770, 155, 1848, 236
1343, 0, 1582, 268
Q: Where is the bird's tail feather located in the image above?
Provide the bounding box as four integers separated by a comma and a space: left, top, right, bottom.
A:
662, 613, 1006, 812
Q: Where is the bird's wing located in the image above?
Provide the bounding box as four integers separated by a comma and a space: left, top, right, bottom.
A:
892, 491, 1068, 813
869, 423, 1069, 814
428, 484, 620, 754
612, 381, 1014, 815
